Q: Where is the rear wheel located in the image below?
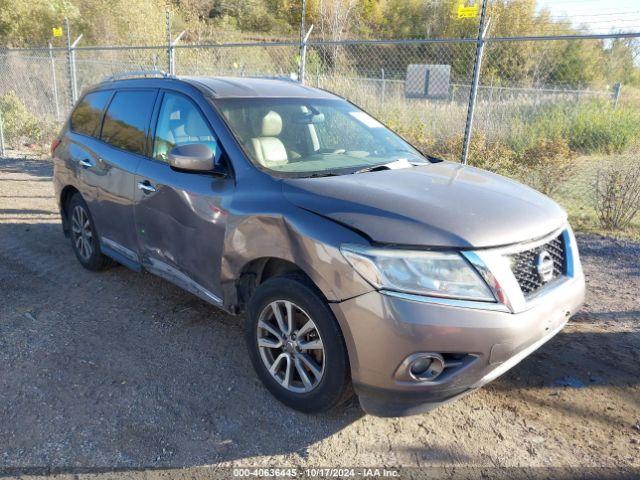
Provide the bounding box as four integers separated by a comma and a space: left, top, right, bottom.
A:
246, 275, 352, 413
67, 193, 112, 271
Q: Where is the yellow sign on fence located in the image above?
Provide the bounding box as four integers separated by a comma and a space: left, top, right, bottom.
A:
457, 3, 479, 19
52, 27, 63, 37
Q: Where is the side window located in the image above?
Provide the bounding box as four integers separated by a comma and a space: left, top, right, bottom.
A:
70, 90, 112, 137
153, 92, 217, 162
101, 90, 157, 155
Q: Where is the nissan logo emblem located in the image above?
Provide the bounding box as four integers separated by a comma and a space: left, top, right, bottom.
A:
536, 250, 555, 283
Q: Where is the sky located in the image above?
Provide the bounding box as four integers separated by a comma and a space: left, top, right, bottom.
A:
537, 0, 640, 34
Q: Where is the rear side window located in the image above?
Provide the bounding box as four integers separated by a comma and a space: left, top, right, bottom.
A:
101, 90, 157, 155
70, 91, 112, 137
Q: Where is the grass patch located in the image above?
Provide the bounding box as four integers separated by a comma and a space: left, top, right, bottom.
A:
505, 100, 640, 155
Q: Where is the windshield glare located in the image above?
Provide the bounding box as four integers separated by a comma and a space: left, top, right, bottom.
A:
216, 98, 425, 176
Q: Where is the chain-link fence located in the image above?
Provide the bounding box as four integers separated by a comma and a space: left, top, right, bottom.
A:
1, 5, 639, 235
74, 46, 170, 95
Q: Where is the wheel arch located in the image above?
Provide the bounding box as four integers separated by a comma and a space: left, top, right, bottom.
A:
220, 211, 373, 315
233, 256, 323, 314
59, 185, 80, 237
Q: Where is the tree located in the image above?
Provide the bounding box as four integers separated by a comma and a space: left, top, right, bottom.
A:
0, 0, 79, 47
604, 39, 640, 86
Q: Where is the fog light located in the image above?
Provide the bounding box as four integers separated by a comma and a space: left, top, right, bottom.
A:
408, 354, 445, 381
409, 357, 432, 376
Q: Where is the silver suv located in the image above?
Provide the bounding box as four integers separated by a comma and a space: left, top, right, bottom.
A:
52, 74, 585, 416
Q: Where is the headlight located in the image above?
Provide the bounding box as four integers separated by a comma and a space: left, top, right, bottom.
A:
341, 244, 495, 302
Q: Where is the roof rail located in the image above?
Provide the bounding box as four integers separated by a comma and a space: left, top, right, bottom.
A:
102, 70, 173, 82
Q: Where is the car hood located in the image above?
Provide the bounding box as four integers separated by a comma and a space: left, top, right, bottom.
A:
282, 162, 567, 248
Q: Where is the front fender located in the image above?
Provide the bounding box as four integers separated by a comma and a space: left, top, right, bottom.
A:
220, 206, 374, 305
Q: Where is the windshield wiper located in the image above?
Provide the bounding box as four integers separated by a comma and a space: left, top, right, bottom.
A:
353, 158, 416, 174
305, 171, 339, 178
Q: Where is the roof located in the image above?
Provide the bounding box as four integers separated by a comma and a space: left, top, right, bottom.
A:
92, 74, 341, 100
180, 76, 340, 99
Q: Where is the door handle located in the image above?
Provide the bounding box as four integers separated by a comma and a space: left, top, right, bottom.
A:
137, 180, 157, 194
78, 159, 93, 168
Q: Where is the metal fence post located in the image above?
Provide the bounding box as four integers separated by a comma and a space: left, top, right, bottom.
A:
381, 68, 386, 102
49, 42, 61, 121
612, 82, 622, 108
70, 35, 82, 103
166, 10, 173, 74
299, 0, 306, 82
165, 11, 185, 76
170, 31, 186, 76
461, 0, 489, 165
64, 18, 82, 106
299, 25, 314, 84
0, 109, 5, 158
65, 18, 74, 108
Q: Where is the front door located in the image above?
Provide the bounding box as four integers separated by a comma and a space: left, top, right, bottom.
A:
134, 90, 233, 305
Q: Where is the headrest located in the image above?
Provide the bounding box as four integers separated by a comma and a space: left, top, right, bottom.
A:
261, 110, 282, 137
184, 109, 209, 137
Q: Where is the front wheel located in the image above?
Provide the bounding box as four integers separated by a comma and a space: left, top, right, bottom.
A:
245, 275, 352, 413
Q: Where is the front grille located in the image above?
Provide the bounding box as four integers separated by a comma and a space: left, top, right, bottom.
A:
508, 234, 566, 297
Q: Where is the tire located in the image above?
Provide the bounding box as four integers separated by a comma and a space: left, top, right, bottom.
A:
67, 193, 113, 271
246, 274, 353, 413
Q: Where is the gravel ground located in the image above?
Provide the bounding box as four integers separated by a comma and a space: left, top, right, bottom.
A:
0, 154, 639, 478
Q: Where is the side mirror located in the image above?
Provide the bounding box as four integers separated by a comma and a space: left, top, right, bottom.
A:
168, 144, 215, 172
293, 112, 325, 125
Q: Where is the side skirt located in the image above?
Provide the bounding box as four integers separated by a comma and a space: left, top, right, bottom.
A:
101, 238, 142, 272
99, 236, 226, 310
143, 257, 224, 308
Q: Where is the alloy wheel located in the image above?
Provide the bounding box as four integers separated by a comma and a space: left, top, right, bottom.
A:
257, 300, 326, 393
71, 205, 93, 261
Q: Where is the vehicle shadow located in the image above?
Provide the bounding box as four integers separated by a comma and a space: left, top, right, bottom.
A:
0, 220, 365, 472
489, 327, 640, 392
0, 155, 53, 179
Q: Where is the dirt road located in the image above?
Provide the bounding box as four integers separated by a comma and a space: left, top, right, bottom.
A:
1, 154, 638, 477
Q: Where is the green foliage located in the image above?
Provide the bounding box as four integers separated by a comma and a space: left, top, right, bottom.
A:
208, 0, 295, 33
544, 41, 605, 88
518, 137, 576, 196
460, 135, 519, 177
0, 0, 79, 47
75, 0, 167, 45
0, 91, 46, 147
605, 39, 640, 86
568, 105, 640, 154
504, 100, 640, 156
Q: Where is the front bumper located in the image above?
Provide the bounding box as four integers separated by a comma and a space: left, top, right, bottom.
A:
330, 273, 585, 417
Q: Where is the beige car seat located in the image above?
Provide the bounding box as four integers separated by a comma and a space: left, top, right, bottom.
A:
174, 109, 214, 143
251, 110, 288, 167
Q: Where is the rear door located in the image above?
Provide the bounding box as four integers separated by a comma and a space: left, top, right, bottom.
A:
83, 89, 158, 264
64, 89, 113, 214
133, 90, 234, 305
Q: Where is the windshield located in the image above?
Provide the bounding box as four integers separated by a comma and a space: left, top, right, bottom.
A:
215, 97, 426, 177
